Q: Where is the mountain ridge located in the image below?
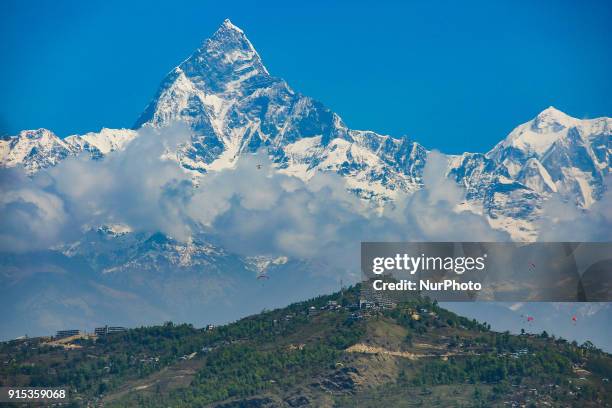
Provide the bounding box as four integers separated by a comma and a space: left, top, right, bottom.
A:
1, 18, 609, 238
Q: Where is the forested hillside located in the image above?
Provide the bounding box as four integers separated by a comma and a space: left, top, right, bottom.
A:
1, 285, 610, 407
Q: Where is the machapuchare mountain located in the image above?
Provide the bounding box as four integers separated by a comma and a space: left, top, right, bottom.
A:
1, 19, 610, 240
1, 20, 611, 351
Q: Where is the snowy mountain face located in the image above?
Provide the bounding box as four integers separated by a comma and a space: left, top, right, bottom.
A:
1, 19, 610, 239
130, 19, 427, 197
449, 108, 611, 236
0, 128, 137, 173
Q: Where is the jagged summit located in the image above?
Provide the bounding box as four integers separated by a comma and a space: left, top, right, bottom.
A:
196, 18, 264, 72
188, 18, 268, 81
218, 18, 244, 34
133, 19, 272, 130
538, 105, 565, 117
487, 106, 580, 158
532, 105, 574, 131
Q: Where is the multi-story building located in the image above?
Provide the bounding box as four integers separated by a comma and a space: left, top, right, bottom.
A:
94, 326, 127, 336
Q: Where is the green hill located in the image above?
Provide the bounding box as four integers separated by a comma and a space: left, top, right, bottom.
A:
1, 285, 610, 407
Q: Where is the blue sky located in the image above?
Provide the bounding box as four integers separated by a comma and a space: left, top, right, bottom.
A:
1, 0, 611, 153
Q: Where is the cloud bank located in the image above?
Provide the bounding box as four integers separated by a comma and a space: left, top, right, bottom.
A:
2, 124, 609, 273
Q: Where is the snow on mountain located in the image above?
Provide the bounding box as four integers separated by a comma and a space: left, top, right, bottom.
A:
65, 128, 137, 157
492, 106, 579, 157
516, 158, 557, 194
450, 107, 610, 238
51, 226, 231, 276
1, 20, 610, 239
0, 128, 137, 173
129, 19, 426, 197
0, 129, 79, 172
245, 255, 289, 274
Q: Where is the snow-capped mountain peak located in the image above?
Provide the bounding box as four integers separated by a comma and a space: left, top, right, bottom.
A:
1, 20, 610, 240
131, 19, 281, 170
0, 128, 137, 173
131, 20, 357, 173
0, 129, 78, 171
532, 106, 574, 131
489, 106, 579, 158
193, 18, 269, 79
220, 18, 244, 33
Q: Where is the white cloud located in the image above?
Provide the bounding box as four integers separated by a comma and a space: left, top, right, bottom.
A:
0, 130, 514, 265
536, 179, 612, 242
0, 170, 68, 252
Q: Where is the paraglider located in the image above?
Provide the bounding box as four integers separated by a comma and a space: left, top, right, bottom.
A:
571, 315, 577, 325
519, 314, 534, 324
256, 164, 263, 170
256, 272, 269, 280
